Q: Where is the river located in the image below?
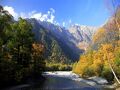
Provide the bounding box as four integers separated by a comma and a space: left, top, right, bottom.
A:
6, 71, 115, 90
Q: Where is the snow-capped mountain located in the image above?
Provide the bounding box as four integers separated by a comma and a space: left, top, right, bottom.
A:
68, 25, 97, 43
28, 18, 98, 51
67, 24, 98, 50
37, 20, 98, 51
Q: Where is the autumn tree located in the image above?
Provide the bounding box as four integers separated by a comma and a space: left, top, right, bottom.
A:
32, 43, 45, 76
104, 0, 120, 84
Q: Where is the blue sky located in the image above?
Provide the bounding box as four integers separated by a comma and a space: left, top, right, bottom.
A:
1, 0, 114, 27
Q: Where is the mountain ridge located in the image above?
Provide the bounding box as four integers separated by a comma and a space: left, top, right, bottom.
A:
27, 18, 98, 63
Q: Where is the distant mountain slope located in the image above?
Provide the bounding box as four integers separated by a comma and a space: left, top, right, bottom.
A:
27, 18, 97, 63
67, 25, 97, 51
37, 20, 83, 55
27, 18, 80, 64
68, 25, 97, 43
38, 20, 97, 52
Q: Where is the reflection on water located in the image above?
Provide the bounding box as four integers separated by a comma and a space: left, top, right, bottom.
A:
41, 75, 98, 90
7, 75, 115, 90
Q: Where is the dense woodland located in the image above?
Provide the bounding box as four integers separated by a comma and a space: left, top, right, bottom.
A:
0, 5, 45, 87
73, 6, 120, 83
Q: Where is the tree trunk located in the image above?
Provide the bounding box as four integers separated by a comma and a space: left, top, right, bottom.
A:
107, 54, 120, 84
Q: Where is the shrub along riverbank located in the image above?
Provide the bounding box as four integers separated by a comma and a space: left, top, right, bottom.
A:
45, 63, 72, 71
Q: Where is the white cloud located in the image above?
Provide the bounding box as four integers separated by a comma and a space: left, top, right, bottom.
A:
54, 21, 60, 26
3, 6, 58, 25
27, 10, 36, 17
50, 8, 55, 13
62, 22, 65, 27
47, 14, 55, 23
69, 19, 72, 24
29, 8, 55, 23
4, 6, 18, 19
20, 12, 27, 18
75, 23, 79, 26
30, 13, 42, 20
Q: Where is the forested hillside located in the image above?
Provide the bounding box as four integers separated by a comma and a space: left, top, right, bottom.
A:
28, 18, 80, 64
0, 6, 45, 87
73, 7, 120, 83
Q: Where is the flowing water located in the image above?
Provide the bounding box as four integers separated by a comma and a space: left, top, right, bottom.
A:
6, 72, 115, 90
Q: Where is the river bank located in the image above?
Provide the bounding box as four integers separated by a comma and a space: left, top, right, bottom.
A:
5, 71, 117, 90
43, 71, 117, 89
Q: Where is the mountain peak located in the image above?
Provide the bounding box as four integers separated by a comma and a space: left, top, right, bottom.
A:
68, 24, 98, 50
28, 18, 98, 51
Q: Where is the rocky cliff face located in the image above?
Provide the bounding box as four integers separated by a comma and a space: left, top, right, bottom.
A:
67, 25, 98, 50
27, 18, 98, 63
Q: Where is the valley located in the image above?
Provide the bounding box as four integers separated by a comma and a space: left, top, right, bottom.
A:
0, 0, 120, 89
